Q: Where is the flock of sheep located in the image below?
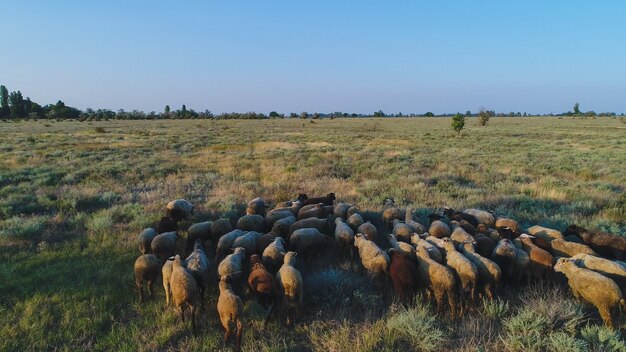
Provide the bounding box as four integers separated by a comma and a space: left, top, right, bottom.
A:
133, 194, 626, 350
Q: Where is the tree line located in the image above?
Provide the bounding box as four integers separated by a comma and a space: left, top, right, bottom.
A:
0, 84, 620, 121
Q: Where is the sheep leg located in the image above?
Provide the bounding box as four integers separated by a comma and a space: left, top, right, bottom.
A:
263, 301, 274, 328
224, 325, 232, 343
434, 290, 445, 315
484, 283, 494, 300
148, 280, 154, 299
190, 305, 197, 335
598, 306, 613, 329
447, 290, 457, 319
136, 279, 144, 303
164, 285, 170, 306
236, 319, 243, 351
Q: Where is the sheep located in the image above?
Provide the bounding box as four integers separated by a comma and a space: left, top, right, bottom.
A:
354, 233, 390, 276
151, 231, 180, 262
246, 197, 268, 216
272, 216, 296, 238
276, 251, 303, 325
356, 221, 378, 242
491, 239, 517, 282
166, 199, 194, 222
461, 242, 501, 299
170, 255, 200, 333
347, 205, 360, 217
382, 198, 404, 229
335, 217, 356, 262
392, 219, 412, 243
450, 221, 474, 246
347, 212, 365, 231
477, 224, 501, 242
289, 228, 327, 257
549, 238, 597, 258
410, 234, 443, 263
266, 210, 295, 228
257, 231, 279, 255
388, 233, 416, 260
211, 218, 234, 240
497, 226, 516, 240
526, 225, 564, 243
512, 240, 530, 284
428, 214, 451, 238
218, 247, 246, 280
462, 208, 495, 228
495, 217, 520, 235
425, 235, 447, 258
275, 193, 308, 208
442, 238, 478, 310
236, 214, 266, 233
232, 231, 263, 257
157, 216, 178, 234
554, 258, 625, 328
268, 205, 300, 217
474, 233, 497, 259
289, 217, 330, 236
415, 245, 457, 317
138, 228, 157, 254
388, 249, 418, 303
263, 237, 287, 273
248, 254, 279, 326
570, 253, 626, 293
564, 224, 626, 260
134, 254, 160, 303
405, 208, 427, 234
518, 234, 554, 281
186, 221, 211, 254
334, 202, 351, 219
443, 207, 479, 227
301, 192, 336, 207
215, 229, 246, 264
217, 275, 244, 350
162, 256, 175, 306
297, 204, 333, 220
186, 240, 211, 305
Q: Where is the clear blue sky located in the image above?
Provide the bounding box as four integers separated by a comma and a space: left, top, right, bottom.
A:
2, 1, 625, 114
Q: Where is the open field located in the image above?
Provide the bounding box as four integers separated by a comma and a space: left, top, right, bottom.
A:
1, 117, 625, 351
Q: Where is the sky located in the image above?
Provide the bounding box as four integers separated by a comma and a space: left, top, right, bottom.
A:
1, 1, 625, 114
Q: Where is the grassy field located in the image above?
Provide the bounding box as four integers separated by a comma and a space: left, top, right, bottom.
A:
1, 117, 625, 351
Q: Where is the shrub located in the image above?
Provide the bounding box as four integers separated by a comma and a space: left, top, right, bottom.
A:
0, 215, 48, 241
501, 308, 549, 351
451, 113, 465, 136
482, 298, 510, 320
479, 106, 491, 126
386, 303, 444, 351
547, 332, 588, 352
580, 325, 626, 352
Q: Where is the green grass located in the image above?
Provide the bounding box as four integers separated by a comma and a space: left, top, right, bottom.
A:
0, 117, 625, 351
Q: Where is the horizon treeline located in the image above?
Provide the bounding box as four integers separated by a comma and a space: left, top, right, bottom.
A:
0, 84, 620, 121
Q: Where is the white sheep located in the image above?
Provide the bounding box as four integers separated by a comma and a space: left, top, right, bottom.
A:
276, 251, 303, 325
354, 233, 390, 276
263, 237, 287, 273
138, 228, 157, 254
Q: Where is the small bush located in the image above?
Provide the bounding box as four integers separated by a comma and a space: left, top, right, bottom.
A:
0, 215, 49, 241
482, 298, 510, 320
386, 304, 444, 351
580, 325, 626, 352
501, 308, 549, 351
547, 332, 589, 352
94, 127, 107, 133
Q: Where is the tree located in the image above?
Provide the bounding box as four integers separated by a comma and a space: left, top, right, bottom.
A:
0, 85, 9, 119
312, 112, 320, 119
451, 112, 465, 137
373, 110, 385, 117
424, 112, 435, 117
573, 102, 580, 115
164, 105, 170, 113
478, 106, 490, 126
269, 111, 280, 118
9, 91, 25, 119
465, 110, 472, 117
289, 112, 298, 118
300, 111, 308, 119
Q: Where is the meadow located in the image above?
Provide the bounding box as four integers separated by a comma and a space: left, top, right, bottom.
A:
1, 116, 625, 351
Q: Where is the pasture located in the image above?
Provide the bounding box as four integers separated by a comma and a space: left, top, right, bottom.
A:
1, 117, 625, 351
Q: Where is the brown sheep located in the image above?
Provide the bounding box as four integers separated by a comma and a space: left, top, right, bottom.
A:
248, 254, 279, 326
382, 198, 404, 229
157, 216, 178, 234
443, 207, 479, 227
415, 245, 457, 317
170, 255, 200, 333
388, 249, 418, 303
217, 275, 244, 350
554, 258, 625, 328
275, 193, 308, 208
564, 224, 626, 260
301, 192, 336, 207
297, 204, 333, 220
462, 208, 495, 228
356, 221, 377, 241
495, 217, 520, 235
246, 197, 268, 216
519, 234, 554, 281
134, 254, 160, 303
428, 214, 451, 238
475, 233, 496, 259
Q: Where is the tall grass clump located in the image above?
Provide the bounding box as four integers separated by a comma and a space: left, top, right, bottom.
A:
547, 332, 589, 352
0, 215, 49, 242
501, 308, 549, 351
482, 297, 510, 320
385, 303, 444, 351
580, 325, 626, 352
